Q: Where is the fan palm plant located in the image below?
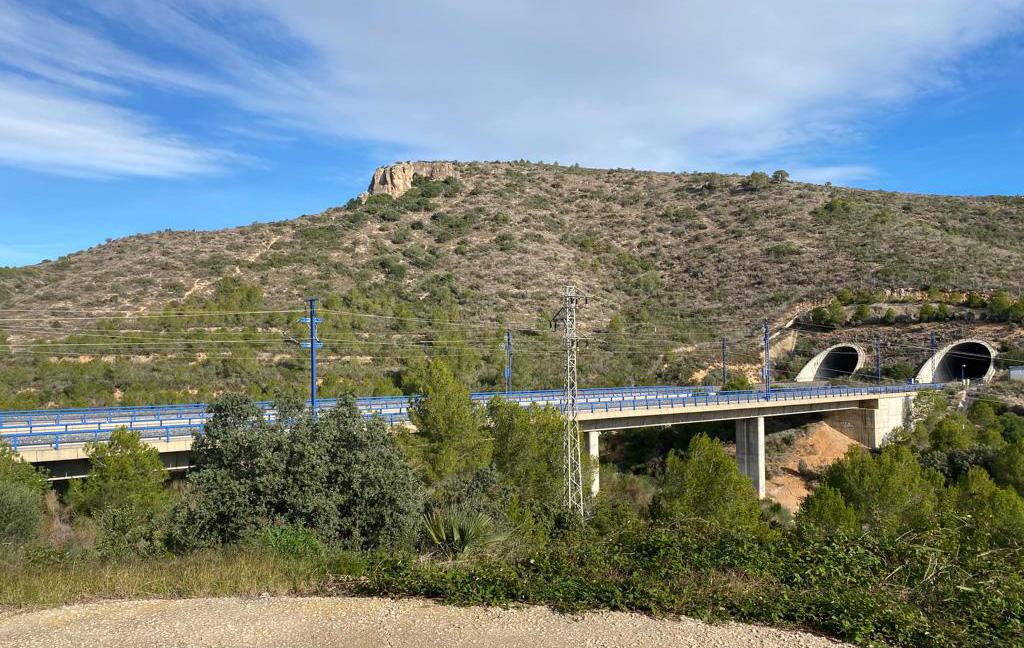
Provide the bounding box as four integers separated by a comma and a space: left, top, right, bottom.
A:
422, 506, 507, 559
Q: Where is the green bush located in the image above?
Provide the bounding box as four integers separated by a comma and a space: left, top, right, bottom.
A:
0, 480, 42, 548
820, 446, 943, 534
827, 299, 847, 326
488, 399, 562, 508
743, 171, 770, 191
378, 256, 407, 279
882, 361, 915, 382
169, 395, 424, 551
0, 441, 48, 494
809, 306, 830, 326
950, 467, 1024, 546
810, 299, 847, 328
405, 359, 490, 483
68, 427, 169, 516
795, 484, 858, 533
850, 303, 871, 324
258, 525, 323, 560
363, 520, 1024, 647
812, 196, 853, 221
649, 435, 761, 530
1000, 413, 1024, 444
990, 441, 1024, 495
722, 373, 753, 391
919, 303, 936, 322
836, 288, 855, 304
94, 503, 169, 559
989, 291, 1013, 320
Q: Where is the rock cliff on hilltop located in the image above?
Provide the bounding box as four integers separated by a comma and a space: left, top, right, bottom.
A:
367, 162, 456, 199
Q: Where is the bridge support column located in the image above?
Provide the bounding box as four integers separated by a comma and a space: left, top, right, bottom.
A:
735, 417, 765, 498
586, 429, 600, 496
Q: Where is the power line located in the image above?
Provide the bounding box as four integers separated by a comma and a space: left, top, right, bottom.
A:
0, 309, 303, 322
317, 307, 543, 332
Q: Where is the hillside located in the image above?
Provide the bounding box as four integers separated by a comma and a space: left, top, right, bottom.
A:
2, 161, 1024, 408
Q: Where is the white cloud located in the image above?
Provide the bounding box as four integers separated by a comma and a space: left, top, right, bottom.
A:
0, 75, 231, 177
0, 0, 235, 177
204, 0, 1024, 171
0, 0, 1023, 176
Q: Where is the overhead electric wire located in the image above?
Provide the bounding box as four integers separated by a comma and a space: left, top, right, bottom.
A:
0, 311, 305, 324
0, 307, 304, 315
316, 307, 543, 332
0, 347, 565, 360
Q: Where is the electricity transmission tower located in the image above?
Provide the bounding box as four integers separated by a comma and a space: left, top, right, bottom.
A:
551, 285, 586, 517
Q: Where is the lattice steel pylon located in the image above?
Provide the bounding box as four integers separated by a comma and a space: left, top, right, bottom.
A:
551, 285, 586, 517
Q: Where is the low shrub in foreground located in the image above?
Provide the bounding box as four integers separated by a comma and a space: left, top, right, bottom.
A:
0, 547, 331, 609
0, 480, 43, 549
5, 521, 1019, 647
362, 522, 1024, 648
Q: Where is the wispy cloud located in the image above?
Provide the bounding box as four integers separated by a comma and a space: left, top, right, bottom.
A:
202, 0, 1024, 171
0, 75, 231, 177
0, 0, 1023, 177
0, 0, 235, 177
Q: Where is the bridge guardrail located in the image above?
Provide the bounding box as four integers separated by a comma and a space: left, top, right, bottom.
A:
0, 386, 706, 431
0, 386, 704, 427
572, 382, 944, 415
1, 384, 941, 453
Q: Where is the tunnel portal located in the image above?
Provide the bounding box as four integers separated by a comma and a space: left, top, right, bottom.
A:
920, 340, 996, 383
795, 344, 864, 382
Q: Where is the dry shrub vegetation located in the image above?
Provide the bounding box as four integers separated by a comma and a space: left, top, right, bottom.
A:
4, 162, 1024, 322
2, 162, 1024, 408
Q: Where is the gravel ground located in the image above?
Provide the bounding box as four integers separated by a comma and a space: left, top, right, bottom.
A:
0, 596, 852, 648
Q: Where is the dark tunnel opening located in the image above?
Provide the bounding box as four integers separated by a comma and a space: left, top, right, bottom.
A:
814, 345, 860, 380
932, 342, 993, 383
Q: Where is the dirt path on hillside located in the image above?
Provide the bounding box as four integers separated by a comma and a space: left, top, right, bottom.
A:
0, 596, 851, 648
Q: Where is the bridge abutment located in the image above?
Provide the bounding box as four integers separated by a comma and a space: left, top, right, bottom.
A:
735, 417, 765, 498
826, 396, 912, 448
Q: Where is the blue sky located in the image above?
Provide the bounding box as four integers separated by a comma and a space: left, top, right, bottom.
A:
1, 0, 1023, 266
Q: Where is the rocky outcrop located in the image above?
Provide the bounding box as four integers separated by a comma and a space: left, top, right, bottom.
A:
367, 162, 456, 199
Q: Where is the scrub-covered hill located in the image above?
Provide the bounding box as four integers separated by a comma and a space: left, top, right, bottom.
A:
2, 161, 1024, 408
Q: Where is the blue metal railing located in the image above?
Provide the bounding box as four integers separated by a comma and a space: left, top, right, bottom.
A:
1, 383, 941, 452
0, 385, 706, 430
570, 382, 944, 414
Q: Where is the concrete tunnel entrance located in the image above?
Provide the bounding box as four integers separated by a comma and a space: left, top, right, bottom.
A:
916, 340, 996, 383
794, 344, 865, 382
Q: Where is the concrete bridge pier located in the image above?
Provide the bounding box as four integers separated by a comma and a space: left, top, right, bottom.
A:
735, 417, 765, 498
586, 429, 600, 496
